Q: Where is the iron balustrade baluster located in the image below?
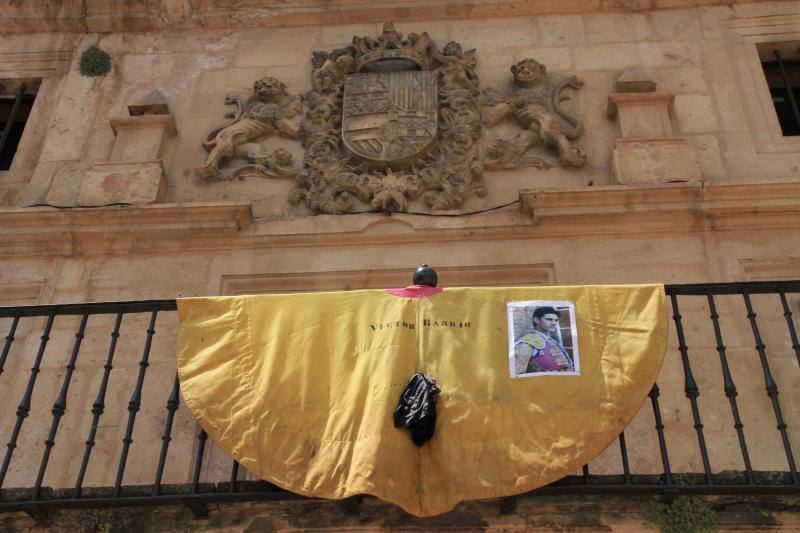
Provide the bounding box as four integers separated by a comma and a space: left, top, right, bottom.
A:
73, 311, 124, 498
0, 313, 55, 490
32, 313, 89, 500
582, 464, 590, 484
0, 315, 20, 377
618, 432, 632, 484
649, 383, 673, 485
742, 291, 799, 483
184, 429, 210, 518
774, 50, 800, 131
153, 373, 181, 496
0, 84, 26, 158
778, 291, 800, 367
191, 430, 208, 494
113, 310, 158, 497
706, 292, 754, 484
229, 461, 240, 493
669, 292, 714, 484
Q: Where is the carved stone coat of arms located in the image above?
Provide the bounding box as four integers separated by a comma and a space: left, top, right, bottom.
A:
343, 71, 438, 164
197, 22, 586, 214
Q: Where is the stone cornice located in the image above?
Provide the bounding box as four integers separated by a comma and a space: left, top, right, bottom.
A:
0, 202, 252, 257
0, 0, 777, 35
109, 115, 177, 136
519, 181, 800, 234
1, 181, 799, 257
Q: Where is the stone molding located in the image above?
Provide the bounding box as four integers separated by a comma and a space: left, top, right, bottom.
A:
520, 181, 800, 234
0, 0, 778, 34
0, 202, 252, 257
1, 181, 799, 257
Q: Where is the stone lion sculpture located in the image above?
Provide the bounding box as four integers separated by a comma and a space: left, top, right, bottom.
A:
196, 76, 302, 181
481, 58, 585, 169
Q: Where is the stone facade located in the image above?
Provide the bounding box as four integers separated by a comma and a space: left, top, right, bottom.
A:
1, 0, 799, 530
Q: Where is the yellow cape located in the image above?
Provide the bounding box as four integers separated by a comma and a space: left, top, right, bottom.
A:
177, 285, 667, 516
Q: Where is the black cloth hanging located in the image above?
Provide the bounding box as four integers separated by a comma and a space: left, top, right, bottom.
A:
393, 373, 440, 446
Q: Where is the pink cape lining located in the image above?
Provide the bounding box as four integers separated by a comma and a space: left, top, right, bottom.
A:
386, 285, 444, 298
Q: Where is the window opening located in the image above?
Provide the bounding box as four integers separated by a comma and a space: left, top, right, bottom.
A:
759, 43, 800, 137
0, 82, 38, 171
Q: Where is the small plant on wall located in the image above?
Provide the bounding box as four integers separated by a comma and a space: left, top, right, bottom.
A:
79, 45, 112, 77
646, 496, 716, 533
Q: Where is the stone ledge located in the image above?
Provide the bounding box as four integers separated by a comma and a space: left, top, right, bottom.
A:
0, 202, 252, 257
520, 181, 800, 233
2, 181, 799, 256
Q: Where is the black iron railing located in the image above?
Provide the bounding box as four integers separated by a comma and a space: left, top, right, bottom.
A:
0, 282, 798, 517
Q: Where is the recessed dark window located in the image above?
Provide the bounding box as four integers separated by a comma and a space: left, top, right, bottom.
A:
0, 83, 37, 171
759, 43, 800, 137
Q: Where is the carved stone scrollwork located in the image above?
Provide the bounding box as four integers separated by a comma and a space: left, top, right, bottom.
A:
289, 22, 486, 214
196, 23, 587, 214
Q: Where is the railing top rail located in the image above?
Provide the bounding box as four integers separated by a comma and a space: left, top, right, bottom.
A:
0, 280, 799, 318
0, 299, 177, 318
665, 280, 800, 295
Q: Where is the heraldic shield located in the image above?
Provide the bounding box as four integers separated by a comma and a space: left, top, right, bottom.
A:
343, 71, 438, 165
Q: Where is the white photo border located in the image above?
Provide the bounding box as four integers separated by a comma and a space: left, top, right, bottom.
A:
507, 299, 580, 378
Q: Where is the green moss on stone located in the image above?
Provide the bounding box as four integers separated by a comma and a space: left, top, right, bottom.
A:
647, 496, 716, 533
79, 45, 112, 77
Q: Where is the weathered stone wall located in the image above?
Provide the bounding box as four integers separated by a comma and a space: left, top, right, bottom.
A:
1, 1, 800, 212
0, 0, 799, 529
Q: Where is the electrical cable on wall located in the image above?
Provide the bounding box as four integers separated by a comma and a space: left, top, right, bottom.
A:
24, 200, 521, 216
26, 202, 134, 209
348, 200, 521, 217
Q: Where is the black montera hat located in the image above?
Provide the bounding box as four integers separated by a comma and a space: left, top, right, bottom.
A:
532, 306, 561, 320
